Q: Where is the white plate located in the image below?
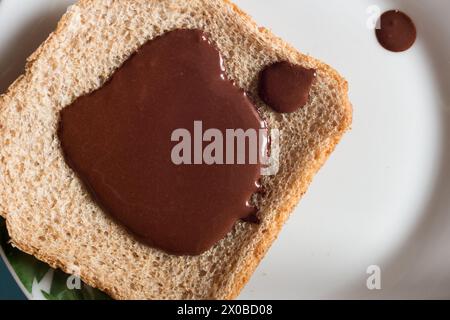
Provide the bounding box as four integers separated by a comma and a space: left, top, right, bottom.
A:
1, 0, 449, 299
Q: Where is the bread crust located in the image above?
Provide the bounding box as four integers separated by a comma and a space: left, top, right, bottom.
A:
0, 0, 352, 300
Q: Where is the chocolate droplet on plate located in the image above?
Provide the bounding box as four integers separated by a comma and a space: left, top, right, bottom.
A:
376, 10, 417, 52
258, 61, 316, 114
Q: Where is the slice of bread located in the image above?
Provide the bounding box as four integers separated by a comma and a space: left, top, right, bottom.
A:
0, 0, 352, 299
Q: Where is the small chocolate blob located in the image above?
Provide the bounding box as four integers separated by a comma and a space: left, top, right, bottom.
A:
376, 10, 417, 52
259, 61, 316, 114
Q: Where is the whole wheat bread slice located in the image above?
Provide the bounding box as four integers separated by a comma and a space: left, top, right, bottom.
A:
0, 0, 352, 299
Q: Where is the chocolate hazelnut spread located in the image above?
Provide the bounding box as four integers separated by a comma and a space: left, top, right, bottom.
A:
376, 10, 417, 52
58, 29, 266, 256
258, 61, 316, 114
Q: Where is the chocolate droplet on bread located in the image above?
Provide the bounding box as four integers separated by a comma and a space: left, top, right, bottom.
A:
258, 61, 316, 114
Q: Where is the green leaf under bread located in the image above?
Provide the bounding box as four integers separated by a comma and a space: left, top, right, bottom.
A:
1, 217, 110, 300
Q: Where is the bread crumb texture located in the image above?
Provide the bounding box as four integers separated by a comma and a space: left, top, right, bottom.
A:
0, 0, 352, 299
